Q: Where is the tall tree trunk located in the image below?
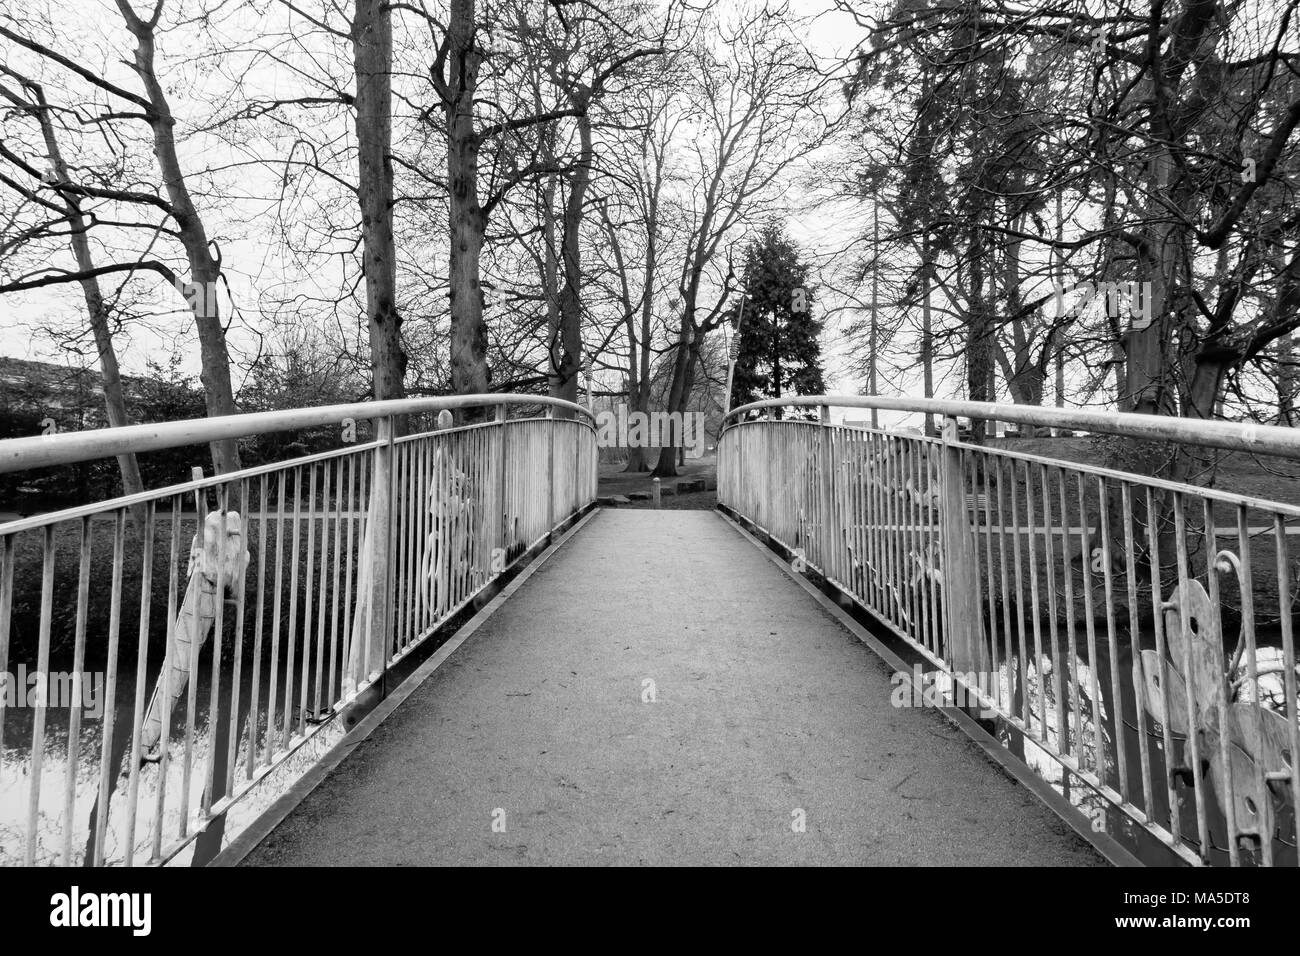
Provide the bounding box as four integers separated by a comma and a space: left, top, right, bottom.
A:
553, 110, 594, 406
1123, 149, 1178, 418
869, 201, 879, 427
542, 132, 563, 398
966, 227, 995, 441
1054, 192, 1066, 422
652, 320, 692, 477
26, 81, 144, 502
624, 213, 656, 472
117, 0, 240, 476
1000, 217, 1045, 410
355, 0, 406, 407
921, 234, 936, 436
445, 0, 489, 407
1278, 332, 1296, 425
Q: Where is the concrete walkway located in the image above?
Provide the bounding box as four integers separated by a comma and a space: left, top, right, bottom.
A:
243, 511, 1102, 866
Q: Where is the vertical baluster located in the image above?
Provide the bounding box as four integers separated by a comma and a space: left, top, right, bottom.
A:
995, 459, 1015, 718
885, 436, 902, 627
1098, 476, 1129, 802
447, 429, 461, 611
340, 454, 358, 700
1041, 465, 1066, 760
152, 495, 183, 860
298, 468, 316, 736
0, 535, 13, 780
1076, 474, 1105, 780
123, 502, 156, 862
283, 467, 302, 747
61, 517, 92, 865
981, 457, 1000, 711
1202, 499, 1236, 864
313, 465, 332, 721
361, 444, 374, 678
397, 441, 412, 650
266, 471, 287, 764
913, 439, 933, 654
869, 430, 883, 614
1060, 471, 1082, 766
414, 436, 427, 636
903, 438, 921, 644
24, 524, 56, 864
1236, 505, 1268, 865
328, 458, 345, 708
92, 512, 125, 864
1122, 482, 1156, 831
436, 430, 450, 618
246, 477, 269, 780
925, 440, 943, 657
1021, 460, 1046, 740
1172, 493, 1211, 859
1145, 486, 1181, 845
411, 430, 423, 644
1273, 513, 1300, 865
226, 478, 249, 798
382, 416, 399, 680
827, 413, 839, 581
201, 495, 229, 820
1007, 457, 1029, 727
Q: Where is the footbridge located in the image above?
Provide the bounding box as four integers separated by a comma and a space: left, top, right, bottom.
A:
0, 394, 1296, 867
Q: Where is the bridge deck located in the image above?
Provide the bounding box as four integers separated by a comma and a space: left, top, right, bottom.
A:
242, 510, 1102, 866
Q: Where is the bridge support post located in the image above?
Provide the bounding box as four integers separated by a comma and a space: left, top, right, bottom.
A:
344, 414, 396, 697
546, 405, 556, 541
817, 405, 832, 574
940, 415, 986, 678
495, 403, 508, 575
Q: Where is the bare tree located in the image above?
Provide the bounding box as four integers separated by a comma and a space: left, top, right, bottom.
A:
0, 70, 145, 501
1, 3, 243, 474
652, 5, 834, 475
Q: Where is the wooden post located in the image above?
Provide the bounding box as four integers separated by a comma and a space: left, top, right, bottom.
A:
940, 415, 985, 676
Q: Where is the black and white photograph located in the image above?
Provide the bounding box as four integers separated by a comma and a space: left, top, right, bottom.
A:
0, 0, 1296, 923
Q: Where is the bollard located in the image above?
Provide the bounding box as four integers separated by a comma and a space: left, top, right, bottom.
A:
652, 477, 661, 510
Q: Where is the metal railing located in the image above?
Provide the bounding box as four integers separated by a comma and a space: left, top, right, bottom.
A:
719, 396, 1299, 867
0, 395, 598, 866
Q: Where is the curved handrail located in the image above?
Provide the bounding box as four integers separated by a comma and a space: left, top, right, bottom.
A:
720, 393, 1300, 866
723, 394, 1300, 460
0, 393, 594, 475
